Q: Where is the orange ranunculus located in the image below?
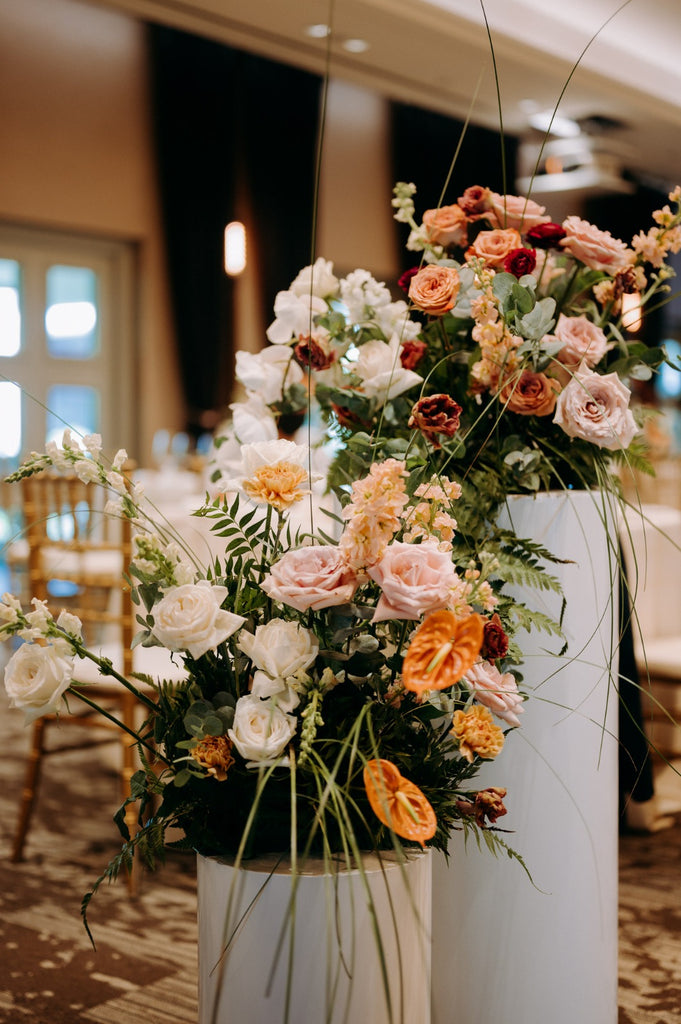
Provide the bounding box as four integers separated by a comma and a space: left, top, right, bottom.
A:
242, 460, 309, 510
401, 610, 484, 694
363, 759, 437, 846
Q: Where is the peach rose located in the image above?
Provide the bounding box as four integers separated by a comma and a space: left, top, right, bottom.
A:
464, 660, 524, 728
553, 313, 609, 371
553, 368, 638, 450
466, 228, 523, 269
408, 265, 460, 316
499, 369, 560, 416
560, 216, 634, 273
368, 541, 457, 622
422, 204, 469, 248
488, 192, 551, 232
261, 545, 358, 612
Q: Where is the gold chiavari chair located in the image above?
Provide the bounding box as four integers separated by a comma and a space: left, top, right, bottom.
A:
11, 471, 187, 883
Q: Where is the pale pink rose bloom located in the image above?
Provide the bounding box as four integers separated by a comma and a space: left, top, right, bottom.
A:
261, 546, 359, 612
488, 192, 550, 232
465, 660, 524, 728
553, 314, 609, 370
560, 216, 633, 273
553, 367, 638, 451
368, 541, 456, 622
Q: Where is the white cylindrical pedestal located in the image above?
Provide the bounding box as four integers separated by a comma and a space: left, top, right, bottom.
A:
198, 849, 432, 1024
432, 490, 619, 1024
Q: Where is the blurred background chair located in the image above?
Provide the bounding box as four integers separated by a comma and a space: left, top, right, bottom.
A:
11, 471, 187, 880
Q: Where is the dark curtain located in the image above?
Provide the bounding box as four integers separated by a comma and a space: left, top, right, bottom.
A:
389, 102, 518, 273
147, 26, 322, 438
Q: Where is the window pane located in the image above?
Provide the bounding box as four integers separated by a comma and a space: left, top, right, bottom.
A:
0, 381, 21, 457
45, 265, 99, 359
46, 384, 99, 443
0, 259, 22, 357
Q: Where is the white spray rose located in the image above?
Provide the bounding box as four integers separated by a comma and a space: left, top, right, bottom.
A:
228, 693, 297, 766
238, 618, 318, 679
4, 642, 74, 722
151, 580, 245, 659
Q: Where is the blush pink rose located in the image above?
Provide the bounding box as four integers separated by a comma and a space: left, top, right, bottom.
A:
261, 546, 358, 612
465, 660, 525, 728
368, 541, 456, 622
553, 368, 638, 451
422, 204, 469, 248
466, 228, 523, 269
488, 192, 551, 232
560, 216, 634, 273
408, 265, 461, 316
553, 314, 609, 371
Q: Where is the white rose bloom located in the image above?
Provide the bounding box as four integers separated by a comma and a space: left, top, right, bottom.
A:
238, 618, 318, 679
151, 580, 245, 659
266, 290, 327, 345
354, 335, 423, 404
235, 346, 304, 406
4, 642, 74, 722
230, 394, 279, 443
228, 693, 297, 767
251, 669, 301, 712
289, 257, 339, 299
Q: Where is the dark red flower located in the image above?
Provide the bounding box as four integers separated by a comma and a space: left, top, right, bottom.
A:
398, 267, 420, 293
457, 185, 492, 217
456, 787, 508, 827
482, 612, 509, 662
504, 247, 537, 278
525, 222, 567, 249
294, 335, 335, 371
408, 394, 462, 446
400, 339, 428, 370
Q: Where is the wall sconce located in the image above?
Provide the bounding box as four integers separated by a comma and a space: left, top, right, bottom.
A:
224, 221, 247, 276
621, 290, 642, 333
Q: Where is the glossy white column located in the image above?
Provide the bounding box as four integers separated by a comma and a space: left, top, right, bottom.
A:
198, 849, 432, 1024
432, 490, 619, 1024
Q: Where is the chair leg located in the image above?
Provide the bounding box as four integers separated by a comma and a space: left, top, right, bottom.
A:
120, 694, 142, 896
11, 717, 47, 863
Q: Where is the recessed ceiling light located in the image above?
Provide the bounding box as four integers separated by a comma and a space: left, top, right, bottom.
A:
305, 23, 331, 38
342, 38, 370, 54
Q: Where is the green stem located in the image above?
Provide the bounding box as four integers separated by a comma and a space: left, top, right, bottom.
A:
67, 686, 170, 766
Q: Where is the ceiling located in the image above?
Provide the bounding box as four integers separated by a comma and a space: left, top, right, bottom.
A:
89, 0, 681, 190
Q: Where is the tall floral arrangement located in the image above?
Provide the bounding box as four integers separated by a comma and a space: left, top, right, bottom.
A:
1, 418, 559, 915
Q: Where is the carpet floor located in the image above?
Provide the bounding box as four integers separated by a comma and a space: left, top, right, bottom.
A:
0, 686, 680, 1024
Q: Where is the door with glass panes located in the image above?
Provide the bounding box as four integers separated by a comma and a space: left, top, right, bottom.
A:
0, 223, 136, 473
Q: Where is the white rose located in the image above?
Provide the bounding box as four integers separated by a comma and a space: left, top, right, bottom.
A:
228, 693, 297, 766
151, 580, 245, 659
289, 257, 339, 299
235, 347, 304, 406
353, 335, 422, 404
4, 642, 74, 722
251, 669, 301, 712
238, 618, 318, 678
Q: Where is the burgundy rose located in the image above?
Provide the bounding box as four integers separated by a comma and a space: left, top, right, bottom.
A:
526, 222, 567, 249
294, 335, 335, 371
504, 247, 537, 278
400, 338, 428, 370
408, 394, 462, 446
482, 612, 509, 661
398, 267, 420, 294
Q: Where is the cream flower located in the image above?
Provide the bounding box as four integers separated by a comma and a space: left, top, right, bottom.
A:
151, 581, 245, 659
228, 693, 297, 767
289, 257, 339, 299
554, 367, 638, 451
235, 346, 304, 405
353, 335, 422, 404
238, 618, 319, 679
266, 290, 327, 345
4, 642, 74, 722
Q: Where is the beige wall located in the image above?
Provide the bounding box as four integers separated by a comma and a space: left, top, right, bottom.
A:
0, 0, 183, 462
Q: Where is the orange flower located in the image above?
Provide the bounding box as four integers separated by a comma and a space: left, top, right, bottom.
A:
242, 460, 309, 510
191, 735, 235, 781
402, 610, 484, 694
363, 759, 436, 846
451, 705, 505, 763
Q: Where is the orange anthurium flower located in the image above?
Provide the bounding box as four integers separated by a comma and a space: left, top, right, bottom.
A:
363, 758, 437, 847
401, 610, 484, 694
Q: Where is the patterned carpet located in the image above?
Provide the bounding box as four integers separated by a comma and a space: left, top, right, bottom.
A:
0, 683, 680, 1023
